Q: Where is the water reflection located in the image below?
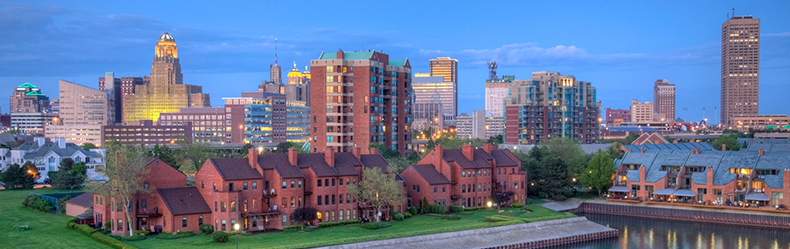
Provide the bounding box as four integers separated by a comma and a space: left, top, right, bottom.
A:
547, 213, 790, 249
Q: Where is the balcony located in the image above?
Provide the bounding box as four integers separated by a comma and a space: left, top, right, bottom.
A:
263, 190, 278, 198
451, 195, 462, 200
614, 181, 627, 186
136, 207, 162, 218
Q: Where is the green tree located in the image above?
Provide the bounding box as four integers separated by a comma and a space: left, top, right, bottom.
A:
51, 160, 88, 190
542, 137, 587, 177
1, 163, 35, 189
22, 161, 40, 181
347, 167, 404, 222
150, 144, 178, 169
99, 141, 150, 236
239, 143, 254, 157
710, 134, 741, 151
580, 150, 615, 195
72, 162, 88, 177
81, 143, 97, 151
290, 206, 318, 230
487, 134, 504, 145
369, 143, 400, 159
606, 142, 625, 159
175, 139, 217, 172
275, 141, 294, 153
535, 156, 573, 200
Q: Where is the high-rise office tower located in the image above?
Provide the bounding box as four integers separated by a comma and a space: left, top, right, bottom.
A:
413, 75, 457, 119
9, 82, 50, 113
429, 57, 457, 83
310, 50, 412, 154
653, 79, 675, 122
270, 38, 283, 84
100, 72, 148, 123
484, 75, 514, 117
44, 80, 113, 145
721, 15, 760, 126
123, 32, 210, 122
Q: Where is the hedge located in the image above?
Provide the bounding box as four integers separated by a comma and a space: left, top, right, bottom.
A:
463, 207, 482, 211
212, 231, 229, 243
361, 222, 392, 230
116, 234, 147, 241
424, 204, 446, 214
512, 203, 524, 208
66, 220, 138, 249
449, 205, 465, 213
199, 224, 214, 235
408, 206, 419, 215
391, 213, 404, 221
403, 212, 412, 219
443, 214, 461, 220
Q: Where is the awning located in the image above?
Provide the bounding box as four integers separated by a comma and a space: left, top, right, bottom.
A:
745, 193, 770, 201
653, 188, 675, 195
608, 186, 630, 192
673, 189, 696, 197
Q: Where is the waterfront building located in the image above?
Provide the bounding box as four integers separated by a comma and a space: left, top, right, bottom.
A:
731, 114, 790, 132
721, 15, 760, 127
309, 50, 413, 154
653, 79, 675, 123
605, 108, 631, 127
9, 82, 51, 113
455, 111, 485, 140
612, 142, 790, 208
502, 71, 600, 144
101, 120, 193, 146
401, 144, 526, 210
413, 75, 457, 122
484, 76, 513, 118
123, 32, 210, 123
0, 137, 105, 182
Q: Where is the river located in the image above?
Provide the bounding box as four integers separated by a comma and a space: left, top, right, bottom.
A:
547, 213, 790, 249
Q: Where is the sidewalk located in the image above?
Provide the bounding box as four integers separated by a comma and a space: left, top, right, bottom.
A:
541, 198, 585, 211
317, 217, 616, 249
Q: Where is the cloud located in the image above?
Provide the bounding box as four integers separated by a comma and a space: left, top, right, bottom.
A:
763, 32, 790, 37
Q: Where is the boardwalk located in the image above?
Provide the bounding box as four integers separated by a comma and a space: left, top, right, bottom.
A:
318, 217, 616, 249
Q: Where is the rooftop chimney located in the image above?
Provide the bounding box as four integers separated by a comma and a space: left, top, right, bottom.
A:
462, 144, 474, 161
35, 137, 45, 147
288, 148, 298, 166
369, 147, 379, 155
758, 149, 765, 156
673, 139, 678, 144
248, 147, 258, 170
352, 146, 361, 159
483, 143, 493, 154
57, 138, 65, 149
639, 147, 645, 153
721, 144, 727, 151
324, 147, 335, 167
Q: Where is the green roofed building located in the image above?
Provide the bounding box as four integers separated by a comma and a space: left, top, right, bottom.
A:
10, 82, 51, 113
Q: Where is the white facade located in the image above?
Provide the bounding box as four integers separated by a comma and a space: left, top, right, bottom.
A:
456, 110, 487, 139
485, 82, 510, 117
630, 100, 654, 123
0, 137, 106, 182
44, 125, 103, 146
485, 115, 505, 138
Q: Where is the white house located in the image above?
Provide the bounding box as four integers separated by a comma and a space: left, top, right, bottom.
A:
1, 137, 106, 182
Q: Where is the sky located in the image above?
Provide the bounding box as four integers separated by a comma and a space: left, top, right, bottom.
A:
1, 1, 788, 125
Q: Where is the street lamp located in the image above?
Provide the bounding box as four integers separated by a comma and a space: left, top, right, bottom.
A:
234, 223, 240, 249
487, 201, 493, 223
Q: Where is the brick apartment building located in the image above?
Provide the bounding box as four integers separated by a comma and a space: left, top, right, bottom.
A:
309, 50, 413, 154
94, 158, 211, 236
400, 144, 527, 210
101, 120, 193, 146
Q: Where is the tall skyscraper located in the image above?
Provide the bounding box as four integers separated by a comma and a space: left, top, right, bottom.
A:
123, 32, 210, 123
484, 75, 514, 117
310, 50, 412, 154
721, 15, 760, 126
503, 71, 599, 144
9, 82, 50, 113
429, 57, 457, 83
653, 79, 675, 122
270, 38, 282, 84
412, 75, 457, 119
100, 72, 148, 123
44, 80, 113, 145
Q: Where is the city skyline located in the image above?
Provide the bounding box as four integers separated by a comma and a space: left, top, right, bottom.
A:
1, 1, 789, 124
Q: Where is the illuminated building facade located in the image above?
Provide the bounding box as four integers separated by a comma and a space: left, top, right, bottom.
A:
123, 32, 210, 123
413, 75, 456, 121
721, 15, 760, 127
310, 50, 413, 154
101, 120, 192, 146
100, 72, 149, 123
44, 80, 114, 145
429, 57, 457, 83
732, 114, 790, 132
159, 107, 228, 144
653, 79, 675, 123
10, 82, 50, 113
503, 71, 600, 144
485, 76, 514, 117
225, 94, 309, 144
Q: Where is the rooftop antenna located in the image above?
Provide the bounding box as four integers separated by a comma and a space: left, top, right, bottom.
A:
275, 38, 278, 65
732, 8, 735, 18
488, 61, 498, 81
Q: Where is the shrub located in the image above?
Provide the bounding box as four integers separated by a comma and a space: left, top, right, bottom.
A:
512, 203, 524, 208
157, 231, 195, 239
75, 224, 97, 236
67, 221, 77, 229
117, 234, 147, 241
425, 204, 446, 214
23, 194, 53, 213
340, 220, 360, 225
443, 214, 461, 220
449, 205, 465, 213
133, 230, 149, 236
392, 213, 404, 221
177, 230, 193, 234
90, 232, 136, 249
57, 195, 71, 214
464, 207, 482, 211
199, 224, 214, 235
283, 225, 301, 231
104, 221, 112, 229
227, 231, 236, 236
361, 222, 392, 230
409, 206, 419, 215
212, 231, 229, 243
403, 212, 412, 219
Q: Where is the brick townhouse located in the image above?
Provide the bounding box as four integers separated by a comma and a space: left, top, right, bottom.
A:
195, 147, 407, 232
94, 158, 211, 236
401, 144, 527, 211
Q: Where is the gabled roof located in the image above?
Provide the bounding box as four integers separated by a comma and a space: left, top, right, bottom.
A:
442, 148, 492, 169
360, 154, 390, 173
65, 192, 93, 208
208, 158, 261, 181
490, 149, 519, 167
256, 154, 305, 179
411, 164, 451, 185
17, 141, 101, 160
158, 187, 211, 215
18, 82, 37, 88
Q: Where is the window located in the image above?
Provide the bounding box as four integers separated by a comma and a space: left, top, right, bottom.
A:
282, 181, 287, 189
462, 185, 466, 193
291, 181, 295, 189
282, 215, 287, 224
442, 186, 446, 192
201, 181, 204, 189
182, 217, 188, 228
221, 220, 226, 231
339, 194, 343, 204
231, 201, 236, 212
252, 182, 257, 190
252, 199, 257, 209
332, 179, 335, 186
199, 216, 204, 225
498, 169, 501, 175
339, 210, 344, 221
325, 195, 329, 205
318, 196, 322, 206
317, 179, 322, 187
141, 200, 147, 208
331, 195, 336, 204
462, 172, 465, 178
243, 182, 248, 190
325, 179, 329, 187
298, 181, 302, 188
290, 197, 295, 207
213, 183, 217, 190
214, 201, 217, 212
434, 186, 437, 193
221, 202, 227, 213
143, 182, 149, 190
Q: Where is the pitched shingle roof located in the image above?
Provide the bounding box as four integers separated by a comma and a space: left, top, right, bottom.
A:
360, 154, 390, 173
65, 192, 93, 208
158, 187, 212, 215
412, 164, 451, 185
490, 149, 519, 167
442, 149, 492, 169
256, 154, 305, 179
208, 158, 261, 180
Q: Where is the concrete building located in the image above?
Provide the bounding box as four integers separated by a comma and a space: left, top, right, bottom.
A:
258, 79, 310, 106
401, 144, 526, 210
485, 115, 505, 139
225, 93, 310, 144
630, 100, 656, 123
605, 108, 631, 127
270, 40, 283, 84
503, 71, 600, 144
123, 32, 210, 123
9, 82, 50, 113
50, 98, 59, 114
731, 114, 790, 132
412, 103, 444, 131
101, 120, 193, 146
413, 75, 457, 121
721, 15, 760, 126
44, 80, 115, 145
429, 57, 457, 83
159, 107, 228, 144
0, 137, 105, 182
456, 110, 486, 140
99, 72, 149, 124
653, 79, 675, 123
309, 50, 413, 154
11, 112, 57, 134
484, 76, 514, 118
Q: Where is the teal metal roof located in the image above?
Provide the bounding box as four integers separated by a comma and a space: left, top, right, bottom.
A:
319, 51, 373, 60
18, 82, 36, 88
25, 91, 45, 96
389, 59, 406, 67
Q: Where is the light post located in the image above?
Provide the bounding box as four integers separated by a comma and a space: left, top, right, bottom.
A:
487, 201, 493, 223
234, 223, 240, 249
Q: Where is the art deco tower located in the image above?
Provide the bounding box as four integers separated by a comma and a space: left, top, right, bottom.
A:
123, 32, 210, 123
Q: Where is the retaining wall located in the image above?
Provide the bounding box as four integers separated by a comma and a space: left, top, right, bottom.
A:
579, 202, 790, 229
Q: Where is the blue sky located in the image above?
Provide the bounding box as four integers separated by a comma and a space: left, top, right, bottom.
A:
1, 1, 788, 124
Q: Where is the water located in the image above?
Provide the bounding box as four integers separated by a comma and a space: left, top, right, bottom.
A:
547, 213, 790, 249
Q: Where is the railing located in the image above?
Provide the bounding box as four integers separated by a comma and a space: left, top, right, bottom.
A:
614, 181, 627, 186
263, 190, 277, 198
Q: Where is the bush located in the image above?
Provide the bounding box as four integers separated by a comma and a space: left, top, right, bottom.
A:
67, 221, 77, 229
392, 213, 404, 221
57, 196, 71, 214
319, 222, 342, 228
512, 203, 524, 208
177, 230, 193, 234
160, 231, 171, 235
75, 224, 97, 236
226, 231, 236, 236
449, 205, 465, 213
133, 230, 149, 236
23, 194, 53, 213
157, 231, 195, 240
117, 234, 147, 241
199, 224, 214, 235
89, 232, 137, 249
443, 214, 461, 220
425, 204, 446, 214
464, 207, 482, 211
361, 222, 392, 230
212, 231, 229, 243
340, 220, 361, 225
104, 221, 112, 229
409, 206, 419, 215
403, 212, 412, 219
283, 225, 301, 231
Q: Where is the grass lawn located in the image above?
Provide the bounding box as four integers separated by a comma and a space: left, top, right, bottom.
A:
125, 205, 575, 249
0, 188, 109, 249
